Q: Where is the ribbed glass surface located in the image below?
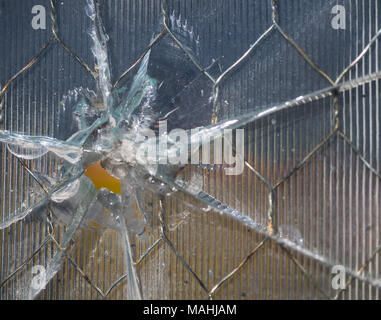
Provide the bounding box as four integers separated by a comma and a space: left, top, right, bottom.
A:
0, 0, 380, 300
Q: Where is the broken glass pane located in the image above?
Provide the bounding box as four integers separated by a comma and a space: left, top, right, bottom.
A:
0, 0, 380, 300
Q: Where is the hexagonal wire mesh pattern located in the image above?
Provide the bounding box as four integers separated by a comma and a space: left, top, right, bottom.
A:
0, 0, 380, 299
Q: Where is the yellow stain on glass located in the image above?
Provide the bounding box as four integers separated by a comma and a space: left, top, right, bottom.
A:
85, 161, 121, 194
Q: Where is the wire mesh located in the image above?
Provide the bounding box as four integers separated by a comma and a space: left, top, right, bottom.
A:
0, 0, 380, 300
